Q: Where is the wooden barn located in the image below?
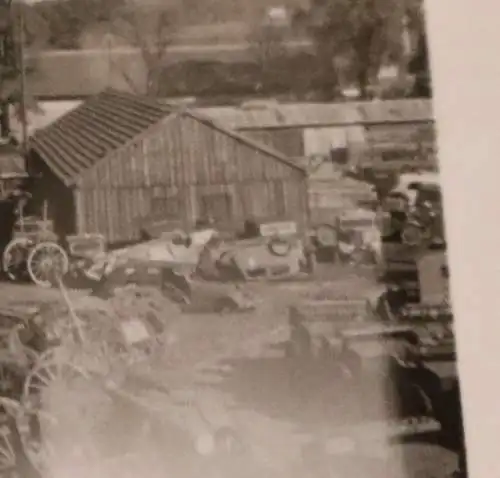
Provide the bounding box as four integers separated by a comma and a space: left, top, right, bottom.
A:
27, 90, 308, 245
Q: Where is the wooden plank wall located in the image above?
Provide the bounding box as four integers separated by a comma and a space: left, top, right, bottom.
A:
75, 114, 307, 243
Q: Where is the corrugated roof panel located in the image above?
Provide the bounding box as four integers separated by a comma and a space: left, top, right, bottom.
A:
198, 99, 432, 130
277, 102, 362, 127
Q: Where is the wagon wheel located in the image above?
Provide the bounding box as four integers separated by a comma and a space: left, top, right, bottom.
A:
2, 238, 33, 282
16, 348, 87, 474
26, 242, 69, 288
6, 324, 43, 377
0, 420, 20, 478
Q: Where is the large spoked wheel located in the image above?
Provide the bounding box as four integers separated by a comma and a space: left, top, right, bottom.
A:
16, 348, 86, 475
2, 238, 33, 282
0, 419, 19, 478
26, 242, 69, 288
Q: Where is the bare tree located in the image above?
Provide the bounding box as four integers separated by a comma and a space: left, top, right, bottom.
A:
109, 3, 177, 97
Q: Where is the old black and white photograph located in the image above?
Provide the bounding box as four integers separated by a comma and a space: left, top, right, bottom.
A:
0, 0, 466, 477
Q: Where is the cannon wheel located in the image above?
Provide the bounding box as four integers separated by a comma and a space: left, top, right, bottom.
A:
26, 242, 69, 288
16, 348, 86, 475
2, 238, 33, 282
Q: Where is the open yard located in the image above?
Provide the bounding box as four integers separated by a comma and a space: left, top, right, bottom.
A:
0, 267, 458, 478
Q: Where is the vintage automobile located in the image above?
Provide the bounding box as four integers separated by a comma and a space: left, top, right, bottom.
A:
377, 172, 446, 298
81, 230, 257, 314
385, 171, 440, 206
381, 172, 443, 244
344, 157, 437, 200
221, 221, 307, 279
63, 219, 306, 314
311, 208, 381, 265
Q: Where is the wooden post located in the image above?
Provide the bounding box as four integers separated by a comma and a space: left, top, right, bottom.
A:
17, 4, 28, 160
42, 199, 47, 222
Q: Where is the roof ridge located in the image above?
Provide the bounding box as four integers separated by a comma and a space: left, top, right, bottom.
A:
99, 88, 172, 114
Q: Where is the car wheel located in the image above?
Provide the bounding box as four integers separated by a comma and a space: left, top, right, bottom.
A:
268, 237, 292, 256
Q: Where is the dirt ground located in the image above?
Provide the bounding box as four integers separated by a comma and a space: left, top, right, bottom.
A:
0, 265, 459, 478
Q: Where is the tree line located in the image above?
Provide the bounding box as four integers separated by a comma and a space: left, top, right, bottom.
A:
0, 0, 431, 136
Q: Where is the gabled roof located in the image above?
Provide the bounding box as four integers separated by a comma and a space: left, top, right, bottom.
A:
30, 89, 305, 187
30, 89, 173, 185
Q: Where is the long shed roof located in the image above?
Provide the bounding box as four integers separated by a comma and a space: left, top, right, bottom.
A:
196, 98, 433, 130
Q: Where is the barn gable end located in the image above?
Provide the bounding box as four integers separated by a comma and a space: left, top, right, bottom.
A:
77, 111, 307, 242
81, 112, 303, 189
30, 89, 307, 243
